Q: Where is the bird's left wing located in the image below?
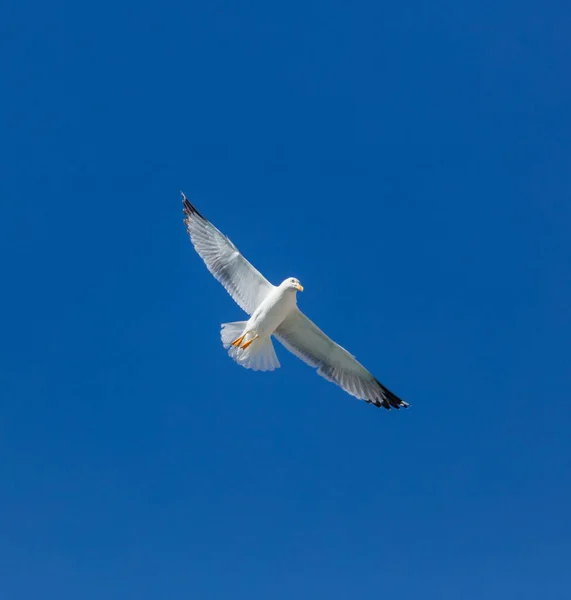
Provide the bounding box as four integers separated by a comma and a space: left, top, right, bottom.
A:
274, 308, 408, 409
182, 193, 273, 315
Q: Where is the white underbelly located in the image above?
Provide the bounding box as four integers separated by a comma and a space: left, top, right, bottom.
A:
248, 291, 295, 336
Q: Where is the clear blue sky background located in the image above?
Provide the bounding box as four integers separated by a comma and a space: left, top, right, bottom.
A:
1, 1, 570, 598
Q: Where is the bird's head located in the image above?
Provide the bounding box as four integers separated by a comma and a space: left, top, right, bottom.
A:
282, 277, 304, 292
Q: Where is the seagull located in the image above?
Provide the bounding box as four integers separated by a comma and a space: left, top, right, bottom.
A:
182, 192, 408, 410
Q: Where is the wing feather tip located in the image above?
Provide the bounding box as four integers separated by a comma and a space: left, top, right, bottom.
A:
373, 378, 409, 411
181, 192, 206, 220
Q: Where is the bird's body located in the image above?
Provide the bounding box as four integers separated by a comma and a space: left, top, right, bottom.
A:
220, 278, 303, 373
182, 192, 408, 410
248, 280, 299, 339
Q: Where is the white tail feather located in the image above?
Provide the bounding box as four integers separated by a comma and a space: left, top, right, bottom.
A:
220, 322, 280, 372
220, 321, 248, 349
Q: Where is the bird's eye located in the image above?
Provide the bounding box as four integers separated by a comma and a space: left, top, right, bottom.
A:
291, 278, 295, 283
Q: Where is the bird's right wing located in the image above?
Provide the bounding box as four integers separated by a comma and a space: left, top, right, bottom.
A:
182, 193, 274, 315
274, 308, 408, 409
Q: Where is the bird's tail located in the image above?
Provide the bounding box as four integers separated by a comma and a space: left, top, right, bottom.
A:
220, 321, 280, 372
221, 321, 248, 349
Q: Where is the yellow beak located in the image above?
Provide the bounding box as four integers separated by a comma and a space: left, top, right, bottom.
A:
295, 283, 304, 292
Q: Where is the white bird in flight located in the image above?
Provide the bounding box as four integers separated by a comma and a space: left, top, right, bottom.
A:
182, 192, 408, 410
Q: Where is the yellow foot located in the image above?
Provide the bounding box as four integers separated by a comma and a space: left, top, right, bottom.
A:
231, 334, 246, 347
240, 335, 259, 350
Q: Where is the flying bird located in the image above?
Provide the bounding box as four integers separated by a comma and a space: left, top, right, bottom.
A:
182, 192, 408, 410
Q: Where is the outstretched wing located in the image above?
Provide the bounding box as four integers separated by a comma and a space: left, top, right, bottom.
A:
274, 308, 408, 409
182, 193, 273, 315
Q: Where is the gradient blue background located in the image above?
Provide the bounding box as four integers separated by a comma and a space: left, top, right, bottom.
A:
1, 1, 570, 598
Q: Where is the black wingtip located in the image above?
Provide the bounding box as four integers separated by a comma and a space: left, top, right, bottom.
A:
374, 379, 409, 411
181, 192, 205, 220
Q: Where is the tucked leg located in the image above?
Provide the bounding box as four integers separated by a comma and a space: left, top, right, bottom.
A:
231, 334, 246, 347
240, 335, 259, 350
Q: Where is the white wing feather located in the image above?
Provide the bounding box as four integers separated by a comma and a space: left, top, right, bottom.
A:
275, 308, 408, 409
182, 194, 273, 315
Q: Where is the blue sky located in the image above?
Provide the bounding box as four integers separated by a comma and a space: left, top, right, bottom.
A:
1, 1, 570, 598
